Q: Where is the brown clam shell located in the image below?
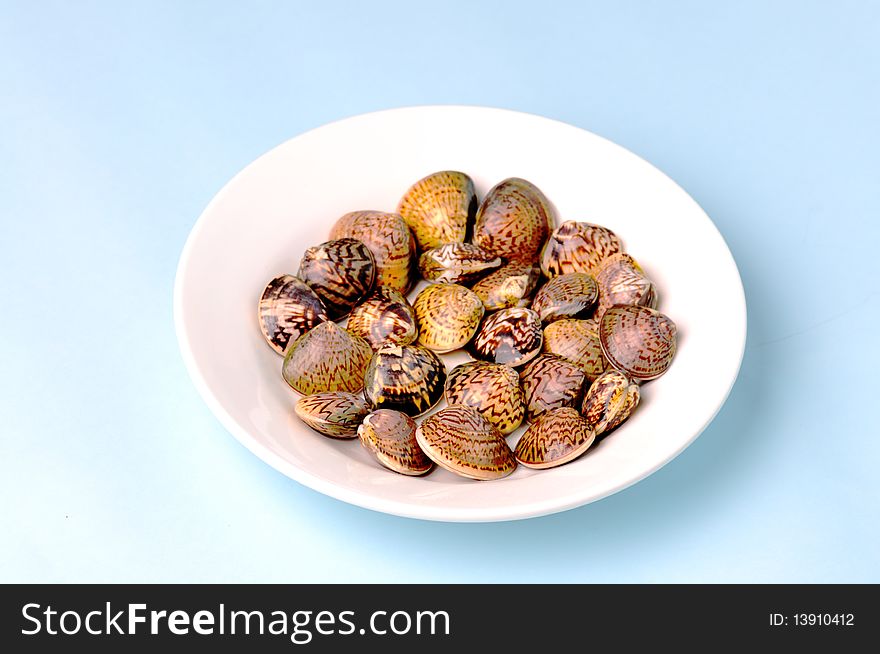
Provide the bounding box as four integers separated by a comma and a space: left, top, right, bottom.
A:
329, 211, 416, 293
539, 221, 623, 277
514, 407, 595, 469
594, 252, 657, 316
519, 354, 589, 422
468, 307, 543, 367
599, 305, 677, 381
542, 318, 612, 381
418, 242, 502, 284
258, 274, 328, 355
471, 262, 541, 311
397, 171, 477, 251
412, 283, 484, 353
531, 272, 599, 323
363, 345, 446, 417
444, 361, 524, 435
294, 391, 369, 438
298, 238, 376, 320
282, 321, 372, 394
415, 405, 517, 480
358, 409, 434, 476
581, 370, 640, 437
347, 286, 418, 350
473, 178, 554, 263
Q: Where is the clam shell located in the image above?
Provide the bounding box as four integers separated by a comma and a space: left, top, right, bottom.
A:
347, 286, 418, 350
294, 392, 369, 438
514, 407, 595, 469
258, 275, 328, 355
581, 370, 640, 437
363, 344, 446, 417
473, 178, 554, 263
418, 242, 501, 284
519, 354, 589, 422
471, 263, 541, 311
329, 211, 416, 293
397, 171, 477, 251
468, 307, 543, 367
599, 305, 677, 381
413, 283, 484, 353
542, 318, 612, 381
594, 253, 657, 316
358, 409, 434, 476
531, 272, 599, 323
444, 361, 524, 435
282, 321, 372, 394
415, 405, 517, 480
539, 221, 623, 277
298, 238, 376, 320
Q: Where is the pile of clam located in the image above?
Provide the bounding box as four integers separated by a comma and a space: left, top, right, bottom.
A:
258, 172, 677, 481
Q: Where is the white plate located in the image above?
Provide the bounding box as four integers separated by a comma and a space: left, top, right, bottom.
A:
174, 106, 746, 522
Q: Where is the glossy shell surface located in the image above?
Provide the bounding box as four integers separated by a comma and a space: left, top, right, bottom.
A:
581, 370, 640, 437
412, 283, 484, 353
363, 345, 446, 417
298, 238, 376, 320
531, 272, 599, 323
416, 405, 517, 481
468, 307, 543, 367
294, 391, 369, 438
599, 305, 677, 381
519, 354, 589, 422
397, 170, 477, 251
539, 221, 623, 277
514, 407, 595, 469
418, 242, 501, 284
594, 252, 657, 316
346, 286, 418, 350
473, 178, 554, 263
358, 409, 434, 476
542, 318, 612, 381
329, 211, 416, 292
258, 274, 328, 355
471, 263, 541, 311
444, 361, 524, 434
282, 321, 372, 394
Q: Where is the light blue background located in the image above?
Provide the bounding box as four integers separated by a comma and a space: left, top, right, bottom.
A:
2, 1, 878, 583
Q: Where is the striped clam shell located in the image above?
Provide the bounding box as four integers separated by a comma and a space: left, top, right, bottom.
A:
397, 171, 477, 251
258, 274, 328, 355
347, 286, 418, 350
599, 305, 677, 381
473, 178, 554, 264
363, 345, 446, 417
418, 242, 501, 284
468, 307, 543, 367
358, 409, 434, 476
539, 221, 623, 277
471, 262, 541, 311
514, 407, 595, 469
329, 211, 416, 293
294, 392, 369, 438
413, 283, 484, 353
519, 354, 589, 422
415, 405, 517, 481
282, 321, 372, 394
594, 252, 657, 317
531, 272, 599, 323
581, 370, 640, 437
298, 238, 376, 320
445, 361, 524, 435
542, 318, 612, 381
